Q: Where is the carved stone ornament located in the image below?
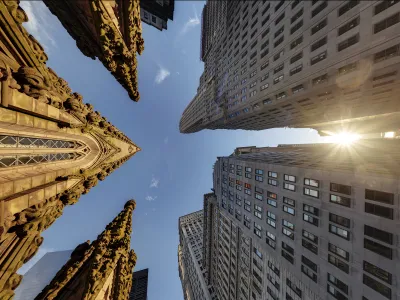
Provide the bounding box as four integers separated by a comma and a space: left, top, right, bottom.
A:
35, 200, 137, 300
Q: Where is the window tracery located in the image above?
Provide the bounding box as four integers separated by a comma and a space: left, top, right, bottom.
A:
0, 135, 81, 149
0, 153, 82, 168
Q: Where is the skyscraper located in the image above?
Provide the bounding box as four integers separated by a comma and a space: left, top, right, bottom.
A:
180, 0, 400, 136
203, 140, 399, 300
178, 211, 215, 300
129, 268, 149, 300
14, 250, 73, 300
140, 0, 175, 31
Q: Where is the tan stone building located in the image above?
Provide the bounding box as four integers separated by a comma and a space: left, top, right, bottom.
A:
0, 1, 139, 298
35, 200, 137, 300
180, 0, 400, 137
43, 0, 144, 102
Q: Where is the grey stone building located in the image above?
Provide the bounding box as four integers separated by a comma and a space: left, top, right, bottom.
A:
202, 140, 399, 300
140, 0, 174, 31
178, 211, 216, 300
180, 0, 400, 137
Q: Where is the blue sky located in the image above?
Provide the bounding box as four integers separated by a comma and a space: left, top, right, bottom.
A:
18, 2, 326, 299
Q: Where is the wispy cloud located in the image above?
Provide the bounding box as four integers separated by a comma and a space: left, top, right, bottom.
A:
150, 176, 159, 188
155, 66, 170, 84
164, 137, 169, 144
180, 5, 200, 35
20, 1, 57, 51
145, 195, 157, 202
17, 247, 56, 275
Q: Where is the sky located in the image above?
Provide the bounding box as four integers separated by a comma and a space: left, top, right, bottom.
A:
17, 2, 326, 299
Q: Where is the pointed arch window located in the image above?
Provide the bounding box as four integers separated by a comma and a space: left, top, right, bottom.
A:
0, 135, 82, 149
0, 153, 82, 168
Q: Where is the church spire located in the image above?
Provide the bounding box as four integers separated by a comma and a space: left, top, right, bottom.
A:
35, 200, 137, 300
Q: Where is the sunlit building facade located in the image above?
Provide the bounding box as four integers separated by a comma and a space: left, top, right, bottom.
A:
178, 211, 215, 300
180, 0, 400, 136
204, 141, 400, 300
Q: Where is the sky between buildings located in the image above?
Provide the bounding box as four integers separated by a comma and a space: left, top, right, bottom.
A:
17, 2, 326, 299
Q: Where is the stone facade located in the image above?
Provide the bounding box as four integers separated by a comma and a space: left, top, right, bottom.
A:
205, 141, 400, 300
0, 1, 139, 298
178, 211, 214, 300
43, 0, 144, 102
180, 0, 400, 136
35, 200, 137, 300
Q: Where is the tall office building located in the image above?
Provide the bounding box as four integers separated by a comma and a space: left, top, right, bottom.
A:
14, 250, 72, 300
140, 0, 175, 31
180, 0, 400, 136
178, 211, 215, 300
203, 140, 399, 300
129, 268, 149, 300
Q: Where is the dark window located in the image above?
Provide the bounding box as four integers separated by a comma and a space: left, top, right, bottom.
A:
303, 213, 319, 226
275, 12, 285, 25
291, 8, 303, 24
275, 0, 284, 12
303, 204, 319, 216
338, 34, 359, 51
366, 189, 394, 204
302, 229, 318, 243
274, 36, 284, 48
363, 261, 392, 285
331, 183, 351, 195
302, 239, 318, 254
365, 203, 393, 220
329, 224, 350, 240
374, 13, 400, 34
328, 243, 349, 261
338, 17, 359, 36
274, 26, 284, 39
282, 249, 294, 264
290, 51, 303, 64
330, 194, 351, 207
282, 241, 294, 255
311, 51, 327, 65
312, 73, 328, 85
286, 278, 302, 297
262, 3, 270, 16
338, 0, 359, 16
262, 15, 270, 26
375, 0, 399, 15
374, 45, 400, 63
301, 265, 317, 282
328, 273, 348, 295
268, 261, 280, 276
311, 18, 327, 35
290, 20, 303, 35
262, 28, 270, 38
328, 254, 349, 273
311, 36, 327, 52
292, 0, 301, 10
363, 274, 392, 299
290, 35, 303, 49
364, 225, 393, 245
290, 64, 303, 76
364, 238, 393, 259
301, 255, 317, 272
274, 63, 284, 74
329, 213, 350, 228
312, 1, 327, 18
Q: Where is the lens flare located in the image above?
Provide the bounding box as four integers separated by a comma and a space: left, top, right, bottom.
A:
326, 132, 360, 145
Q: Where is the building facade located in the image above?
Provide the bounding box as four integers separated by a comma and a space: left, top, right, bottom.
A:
36, 200, 137, 300
178, 211, 215, 300
140, 0, 174, 31
129, 268, 149, 300
180, 0, 400, 136
0, 2, 139, 298
14, 250, 72, 300
204, 141, 400, 300
43, 0, 144, 101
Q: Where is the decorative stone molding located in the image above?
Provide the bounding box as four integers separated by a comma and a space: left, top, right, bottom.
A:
43, 0, 144, 102
35, 200, 137, 299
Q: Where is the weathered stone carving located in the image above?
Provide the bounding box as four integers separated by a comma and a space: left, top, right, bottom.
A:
43, 0, 144, 102
35, 200, 137, 300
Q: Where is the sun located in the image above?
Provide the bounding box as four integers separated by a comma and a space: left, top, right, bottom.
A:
326, 132, 361, 145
